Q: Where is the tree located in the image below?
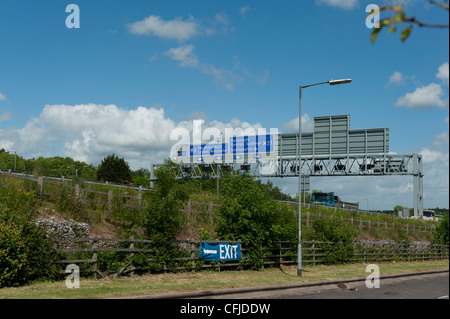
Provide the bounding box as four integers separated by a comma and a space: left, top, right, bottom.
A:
96, 154, 132, 184
143, 160, 188, 242
433, 213, 449, 246
371, 0, 449, 44
216, 173, 297, 268
131, 168, 151, 188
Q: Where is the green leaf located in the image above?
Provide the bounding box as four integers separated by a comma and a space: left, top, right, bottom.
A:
400, 25, 413, 42
388, 25, 397, 34
394, 12, 406, 23
371, 27, 382, 44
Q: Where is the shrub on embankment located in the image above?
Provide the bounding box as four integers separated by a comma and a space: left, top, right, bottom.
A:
0, 183, 60, 288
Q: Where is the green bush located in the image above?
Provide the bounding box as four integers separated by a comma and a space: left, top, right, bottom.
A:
0, 183, 60, 287
433, 213, 449, 246
216, 174, 298, 269
0, 208, 60, 287
143, 160, 188, 242
140, 161, 189, 270
308, 216, 359, 264
0, 217, 28, 287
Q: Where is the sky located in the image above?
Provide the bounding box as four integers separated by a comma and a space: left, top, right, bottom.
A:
0, 0, 448, 210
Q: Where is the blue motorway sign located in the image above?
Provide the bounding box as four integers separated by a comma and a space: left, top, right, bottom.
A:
199, 242, 242, 261
230, 134, 273, 155
177, 134, 275, 163
189, 143, 228, 156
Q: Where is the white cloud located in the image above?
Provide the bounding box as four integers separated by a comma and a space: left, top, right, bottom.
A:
213, 13, 229, 26
433, 131, 449, 149
436, 62, 449, 84
0, 112, 11, 122
0, 104, 264, 169
0, 92, 6, 101
164, 44, 199, 68
316, 0, 359, 10
419, 147, 449, 208
204, 12, 233, 36
432, 116, 449, 150
282, 114, 314, 132
127, 13, 233, 41
420, 147, 449, 165
395, 83, 448, 109
201, 64, 243, 90
163, 45, 267, 90
239, 6, 251, 17
388, 71, 404, 85
127, 15, 198, 41
0, 104, 177, 166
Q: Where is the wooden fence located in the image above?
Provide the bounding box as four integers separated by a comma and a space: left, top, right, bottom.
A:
55, 238, 449, 278
182, 199, 436, 235
0, 171, 143, 211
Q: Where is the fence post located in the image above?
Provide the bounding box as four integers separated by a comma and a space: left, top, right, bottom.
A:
38, 176, 44, 195
363, 242, 367, 262
312, 241, 316, 266
187, 200, 192, 218
191, 241, 196, 270
129, 237, 135, 276
74, 184, 80, 204
208, 201, 213, 221
260, 242, 264, 270
92, 239, 98, 278
279, 242, 282, 266
108, 190, 113, 208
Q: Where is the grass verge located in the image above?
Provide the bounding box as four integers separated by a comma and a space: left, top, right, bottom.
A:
0, 260, 448, 299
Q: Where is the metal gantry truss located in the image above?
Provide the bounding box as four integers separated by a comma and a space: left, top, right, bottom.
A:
151, 152, 424, 216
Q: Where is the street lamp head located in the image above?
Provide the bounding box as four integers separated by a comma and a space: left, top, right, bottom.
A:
329, 79, 352, 85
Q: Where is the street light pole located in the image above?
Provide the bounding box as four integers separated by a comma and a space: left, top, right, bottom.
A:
68, 165, 87, 181
297, 86, 303, 277
297, 78, 352, 277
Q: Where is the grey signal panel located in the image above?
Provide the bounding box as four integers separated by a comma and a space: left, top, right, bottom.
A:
279, 115, 389, 157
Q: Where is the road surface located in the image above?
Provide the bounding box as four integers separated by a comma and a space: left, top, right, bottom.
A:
195, 272, 449, 299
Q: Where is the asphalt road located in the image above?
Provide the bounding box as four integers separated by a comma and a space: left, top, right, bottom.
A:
197, 272, 449, 299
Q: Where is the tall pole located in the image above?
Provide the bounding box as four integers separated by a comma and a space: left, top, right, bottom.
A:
298, 86, 303, 277
296, 78, 352, 278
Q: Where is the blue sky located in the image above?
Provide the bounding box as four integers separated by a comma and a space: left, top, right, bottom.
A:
0, 0, 448, 209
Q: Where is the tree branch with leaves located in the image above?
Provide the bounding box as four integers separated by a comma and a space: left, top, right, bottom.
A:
371, 0, 449, 44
